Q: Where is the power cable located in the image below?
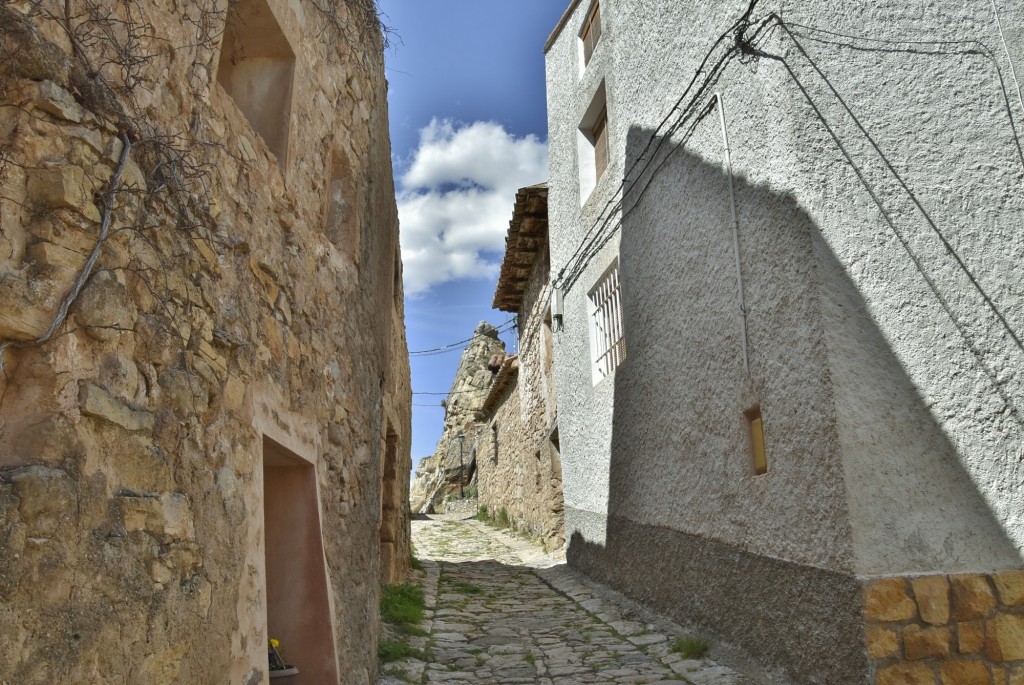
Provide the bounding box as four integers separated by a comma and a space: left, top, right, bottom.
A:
408, 319, 515, 356
552, 0, 763, 296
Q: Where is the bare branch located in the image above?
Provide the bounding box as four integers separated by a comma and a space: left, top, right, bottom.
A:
0, 132, 133, 375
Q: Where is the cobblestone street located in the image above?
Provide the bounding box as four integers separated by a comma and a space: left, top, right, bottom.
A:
379, 514, 776, 685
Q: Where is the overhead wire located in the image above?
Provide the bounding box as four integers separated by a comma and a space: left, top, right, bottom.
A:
408, 318, 516, 356
552, 0, 764, 296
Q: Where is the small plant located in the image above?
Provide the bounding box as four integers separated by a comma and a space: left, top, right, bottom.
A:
671, 635, 710, 659
524, 652, 536, 665
380, 583, 426, 626
496, 507, 511, 528
268, 638, 294, 672
410, 554, 425, 572
378, 638, 427, 664
475, 505, 491, 522
446, 580, 482, 595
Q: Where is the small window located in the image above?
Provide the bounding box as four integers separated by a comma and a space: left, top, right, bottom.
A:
589, 262, 626, 381
216, 0, 295, 170
581, 1, 602, 67
746, 406, 768, 475
577, 82, 608, 202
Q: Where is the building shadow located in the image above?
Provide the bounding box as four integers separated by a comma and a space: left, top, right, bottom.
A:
565, 119, 1022, 683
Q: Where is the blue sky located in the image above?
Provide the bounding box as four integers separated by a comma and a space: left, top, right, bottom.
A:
378, 1, 568, 464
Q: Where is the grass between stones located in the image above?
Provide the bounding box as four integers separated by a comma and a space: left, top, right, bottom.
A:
381, 583, 426, 625
379, 583, 429, 664
474, 505, 551, 554
670, 635, 710, 659
446, 579, 483, 595
378, 638, 427, 664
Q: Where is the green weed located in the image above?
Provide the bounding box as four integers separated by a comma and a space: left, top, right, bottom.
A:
380, 583, 425, 626
378, 638, 426, 664
446, 580, 483, 595
671, 635, 710, 659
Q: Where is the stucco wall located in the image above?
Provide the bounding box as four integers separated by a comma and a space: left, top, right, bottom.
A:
0, 2, 410, 683
545, 0, 1023, 681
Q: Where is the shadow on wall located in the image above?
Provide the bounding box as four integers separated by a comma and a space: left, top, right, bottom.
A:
565, 124, 1021, 684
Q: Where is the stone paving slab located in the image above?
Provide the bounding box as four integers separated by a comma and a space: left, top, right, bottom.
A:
379, 516, 788, 685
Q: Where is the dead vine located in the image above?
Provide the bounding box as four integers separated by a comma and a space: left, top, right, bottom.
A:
0, 132, 132, 375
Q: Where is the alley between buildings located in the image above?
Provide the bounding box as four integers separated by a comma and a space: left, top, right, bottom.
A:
378, 512, 781, 685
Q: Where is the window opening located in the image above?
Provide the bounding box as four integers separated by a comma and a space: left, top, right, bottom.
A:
216, 0, 295, 170
577, 82, 608, 202
581, 1, 602, 66
589, 262, 626, 380
746, 406, 768, 475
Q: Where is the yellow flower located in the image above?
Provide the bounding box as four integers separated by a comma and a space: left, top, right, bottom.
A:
270, 639, 280, 649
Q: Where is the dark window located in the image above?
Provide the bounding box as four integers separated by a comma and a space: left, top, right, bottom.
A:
581, 1, 602, 66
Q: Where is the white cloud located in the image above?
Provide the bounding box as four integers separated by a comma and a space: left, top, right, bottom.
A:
398, 118, 547, 295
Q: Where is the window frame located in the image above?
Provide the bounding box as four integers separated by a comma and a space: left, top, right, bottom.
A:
588, 261, 626, 382
580, 1, 602, 67
591, 105, 609, 181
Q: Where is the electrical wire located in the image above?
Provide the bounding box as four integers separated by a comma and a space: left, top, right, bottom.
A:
409, 319, 516, 356
412, 389, 487, 396
552, 0, 764, 297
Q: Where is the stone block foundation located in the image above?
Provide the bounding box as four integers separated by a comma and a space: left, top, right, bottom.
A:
865, 571, 1024, 684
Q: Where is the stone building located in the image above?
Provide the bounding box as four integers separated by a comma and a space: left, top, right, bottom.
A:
544, 0, 1024, 683
0, 1, 410, 684
476, 183, 564, 548
409, 322, 505, 513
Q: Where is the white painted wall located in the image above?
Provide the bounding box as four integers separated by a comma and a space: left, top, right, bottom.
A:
546, 0, 1024, 576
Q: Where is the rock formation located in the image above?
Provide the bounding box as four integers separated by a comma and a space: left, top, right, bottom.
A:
0, 2, 410, 684
409, 322, 505, 513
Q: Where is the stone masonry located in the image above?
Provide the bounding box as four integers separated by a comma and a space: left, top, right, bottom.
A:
381, 513, 775, 685
0, 2, 410, 684
476, 183, 564, 548
864, 572, 1024, 684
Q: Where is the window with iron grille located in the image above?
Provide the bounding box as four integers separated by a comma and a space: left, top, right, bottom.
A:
581, 1, 602, 67
589, 263, 626, 380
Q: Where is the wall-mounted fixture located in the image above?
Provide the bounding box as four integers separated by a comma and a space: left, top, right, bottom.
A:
551, 286, 564, 329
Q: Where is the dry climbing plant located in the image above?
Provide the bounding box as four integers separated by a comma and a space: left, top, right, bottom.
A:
0, 0, 228, 377
0, 0, 389, 377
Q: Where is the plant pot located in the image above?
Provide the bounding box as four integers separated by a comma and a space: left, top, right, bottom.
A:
269, 667, 299, 678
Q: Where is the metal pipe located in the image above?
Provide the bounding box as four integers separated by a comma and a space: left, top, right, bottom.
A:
714, 92, 750, 376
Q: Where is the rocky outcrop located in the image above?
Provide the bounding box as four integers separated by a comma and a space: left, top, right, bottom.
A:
409, 322, 505, 513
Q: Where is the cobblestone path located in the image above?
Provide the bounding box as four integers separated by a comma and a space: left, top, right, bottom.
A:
379, 514, 768, 685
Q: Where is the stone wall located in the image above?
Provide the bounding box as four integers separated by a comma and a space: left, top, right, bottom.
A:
0, 2, 410, 684
479, 181, 564, 547
864, 572, 1024, 684
409, 322, 505, 513
476, 354, 564, 548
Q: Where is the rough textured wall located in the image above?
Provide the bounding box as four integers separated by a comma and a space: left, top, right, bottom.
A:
477, 356, 564, 549
545, 0, 1023, 682
477, 236, 564, 547
409, 322, 504, 513
0, 1, 410, 684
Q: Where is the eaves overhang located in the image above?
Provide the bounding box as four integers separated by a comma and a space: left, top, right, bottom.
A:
492, 183, 549, 313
